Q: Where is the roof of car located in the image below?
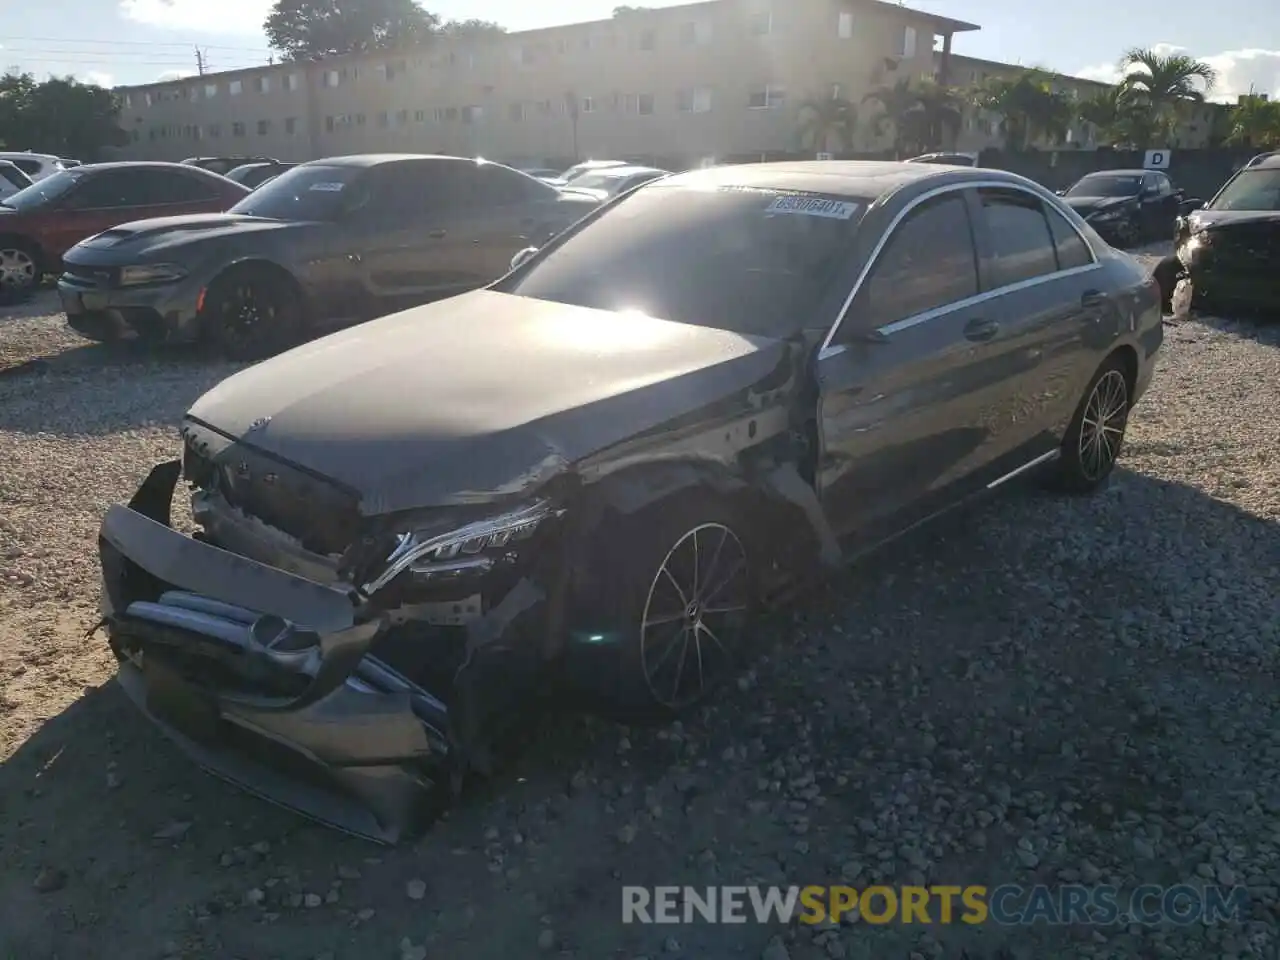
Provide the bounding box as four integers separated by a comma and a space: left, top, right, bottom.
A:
1247, 152, 1280, 169
586, 165, 669, 178
660, 161, 1026, 200
68, 161, 230, 175
307, 153, 497, 168
1079, 169, 1151, 176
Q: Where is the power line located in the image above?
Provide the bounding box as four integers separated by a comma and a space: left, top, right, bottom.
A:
2, 36, 268, 52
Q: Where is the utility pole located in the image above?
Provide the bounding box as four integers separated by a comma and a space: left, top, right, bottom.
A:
195, 47, 206, 75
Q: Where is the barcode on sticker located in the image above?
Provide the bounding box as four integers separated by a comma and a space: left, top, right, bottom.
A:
766, 196, 858, 219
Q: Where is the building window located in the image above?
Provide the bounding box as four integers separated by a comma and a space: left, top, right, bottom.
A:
377, 111, 389, 128
229, 79, 243, 95
678, 87, 712, 113
325, 115, 335, 132
521, 45, 536, 65
396, 108, 409, 125
748, 85, 786, 109
284, 117, 298, 135
537, 99, 552, 116
831, 83, 842, 100
899, 26, 917, 58
509, 102, 525, 121
204, 83, 218, 98
325, 70, 340, 88
581, 96, 596, 113
637, 29, 656, 50
414, 109, 426, 122
124, 94, 133, 107
637, 93, 655, 115
257, 119, 271, 135
231, 121, 246, 136
285, 73, 300, 92
355, 113, 366, 126
208, 122, 221, 138
255, 75, 270, 93
463, 104, 483, 123
748, 10, 772, 35
679, 20, 712, 45
144, 92, 152, 106
556, 38, 569, 54
837, 11, 853, 39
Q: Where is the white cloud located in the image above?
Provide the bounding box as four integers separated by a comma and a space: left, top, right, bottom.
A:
119, 0, 272, 34
80, 71, 115, 88
1073, 43, 1280, 101
156, 68, 197, 80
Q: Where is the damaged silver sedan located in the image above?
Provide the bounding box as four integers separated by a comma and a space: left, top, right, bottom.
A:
97, 162, 1163, 842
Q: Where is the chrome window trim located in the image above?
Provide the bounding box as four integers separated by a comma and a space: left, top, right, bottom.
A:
819, 179, 1101, 358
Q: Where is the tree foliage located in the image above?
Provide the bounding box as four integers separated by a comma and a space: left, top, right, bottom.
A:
264, 0, 440, 59
1225, 95, 1280, 149
0, 72, 126, 160
797, 93, 858, 154
440, 18, 506, 40
862, 78, 964, 155
968, 70, 1073, 150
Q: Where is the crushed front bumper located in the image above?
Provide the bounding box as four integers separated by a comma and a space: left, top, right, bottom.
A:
99, 460, 454, 843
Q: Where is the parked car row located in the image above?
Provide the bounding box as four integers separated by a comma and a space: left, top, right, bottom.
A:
90, 158, 1166, 841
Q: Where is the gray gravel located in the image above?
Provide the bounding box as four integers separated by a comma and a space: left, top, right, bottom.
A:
1, 257, 1278, 959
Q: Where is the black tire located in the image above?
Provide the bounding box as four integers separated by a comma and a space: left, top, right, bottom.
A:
0, 237, 41, 294
1152, 256, 1180, 313
1052, 356, 1131, 494
201, 265, 303, 360
563, 492, 758, 723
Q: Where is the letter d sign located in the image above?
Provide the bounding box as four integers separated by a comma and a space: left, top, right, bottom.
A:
1144, 149, 1171, 169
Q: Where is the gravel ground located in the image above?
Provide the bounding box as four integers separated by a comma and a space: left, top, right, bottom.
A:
1, 251, 1278, 960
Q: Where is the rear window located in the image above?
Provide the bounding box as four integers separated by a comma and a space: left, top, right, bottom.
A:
502, 184, 865, 337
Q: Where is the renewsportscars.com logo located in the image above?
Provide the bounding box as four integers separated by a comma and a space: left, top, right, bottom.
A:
621, 884, 1249, 926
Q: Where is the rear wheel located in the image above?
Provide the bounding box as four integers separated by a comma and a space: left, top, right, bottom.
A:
565, 494, 757, 722
0, 239, 40, 295
1052, 357, 1131, 494
202, 265, 302, 360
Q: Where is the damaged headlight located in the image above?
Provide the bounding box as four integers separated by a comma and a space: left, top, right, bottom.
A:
362, 500, 561, 593
118, 262, 188, 286
1179, 231, 1210, 264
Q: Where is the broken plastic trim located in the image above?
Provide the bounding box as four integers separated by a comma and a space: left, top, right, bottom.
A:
364, 499, 562, 595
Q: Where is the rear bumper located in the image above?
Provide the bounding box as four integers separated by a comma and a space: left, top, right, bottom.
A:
99, 461, 453, 843
59, 275, 202, 343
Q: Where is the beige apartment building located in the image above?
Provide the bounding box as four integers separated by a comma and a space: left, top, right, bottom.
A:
113, 0, 979, 166
943, 53, 1226, 152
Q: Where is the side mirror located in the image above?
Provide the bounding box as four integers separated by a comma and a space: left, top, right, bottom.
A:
1178, 198, 1205, 216
510, 246, 538, 271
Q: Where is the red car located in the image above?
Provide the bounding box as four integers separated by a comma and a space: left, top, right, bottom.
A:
0, 161, 248, 293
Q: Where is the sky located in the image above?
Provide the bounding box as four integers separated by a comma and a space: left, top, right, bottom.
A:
3, 0, 1278, 101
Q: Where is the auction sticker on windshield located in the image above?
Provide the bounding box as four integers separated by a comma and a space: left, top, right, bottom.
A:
766, 195, 858, 219
309, 182, 345, 192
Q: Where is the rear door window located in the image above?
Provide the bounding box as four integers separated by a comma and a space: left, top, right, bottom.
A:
475, 164, 558, 207
1044, 203, 1093, 270
12, 158, 43, 176
977, 189, 1059, 288
845, 193, 979, 334
145, 170, 222, 204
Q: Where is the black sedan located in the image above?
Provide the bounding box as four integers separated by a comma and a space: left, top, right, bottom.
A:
1059, 169, 1184, 247
94, 162, 1162, 841
1163, 152, 1280, 318
58, 154, 601, 358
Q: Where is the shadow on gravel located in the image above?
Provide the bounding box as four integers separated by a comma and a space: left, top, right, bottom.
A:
1183, 312, 1280, 348
0, 467, 1275, 959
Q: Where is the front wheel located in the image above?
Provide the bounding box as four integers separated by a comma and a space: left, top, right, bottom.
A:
1052, 358, 1131, 494
201, 266, 302, 360
0, 240, 40, 295
564, 494, 757, 722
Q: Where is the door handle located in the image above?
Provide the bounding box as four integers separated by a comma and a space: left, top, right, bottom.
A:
1081, 289, 1106, 308
963, 317, 999, 342
427, 229, 446, 239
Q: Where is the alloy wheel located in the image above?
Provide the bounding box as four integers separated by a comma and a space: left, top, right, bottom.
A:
219, 282, 277, 349
0, 248, 36, 289
639, 522, 750, 710
1078, 369, 1128, 481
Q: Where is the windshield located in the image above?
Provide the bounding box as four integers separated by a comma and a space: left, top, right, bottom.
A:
501, 184, 864, 337
228, 164, 362, 220
0, 169, 81, 210
225, 165, 262, 183
1208, 168, 1280, 211
568, 172, 629, 192
1067, 174, 1142, 198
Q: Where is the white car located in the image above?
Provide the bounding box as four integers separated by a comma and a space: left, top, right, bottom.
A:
0, 152, 70, 182
0, 159, 34, 199
557, 159, 630, 182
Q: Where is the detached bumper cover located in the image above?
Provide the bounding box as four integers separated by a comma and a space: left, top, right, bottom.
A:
99, 460, 452, 843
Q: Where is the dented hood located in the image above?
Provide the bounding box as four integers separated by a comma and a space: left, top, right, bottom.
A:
186, 290, 787, 514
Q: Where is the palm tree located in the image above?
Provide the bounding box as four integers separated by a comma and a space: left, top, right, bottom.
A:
1076, 86, 1144, 147
796, 93, 858, 155
969, 70, 1073, 150
1225, 95, 1280, 149
912, 79, 965, 151
1118, 48, 1217, 143
862, 79, 923, 155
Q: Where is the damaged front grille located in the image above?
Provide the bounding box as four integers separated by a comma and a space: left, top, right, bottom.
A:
183, 426, 361, 556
